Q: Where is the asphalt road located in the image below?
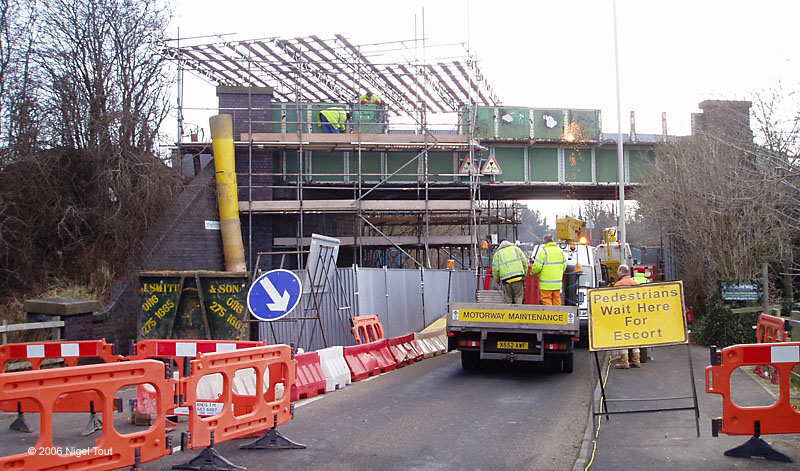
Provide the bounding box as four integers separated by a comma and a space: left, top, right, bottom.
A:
144, 350, 593, 471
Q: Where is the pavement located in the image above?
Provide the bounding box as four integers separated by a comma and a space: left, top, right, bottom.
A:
578, 344, 800, 471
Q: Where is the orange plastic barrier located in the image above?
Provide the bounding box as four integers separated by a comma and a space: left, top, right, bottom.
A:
0, 359, 174, 470
756, 313, 790, 343
0, 339, 124, 433
706, 342, 800, 462
179, 344, 295, 449
130, 339, 267, 417
753, 314, 790, 384
0, 339, 122, 371
351, 315, 385, 344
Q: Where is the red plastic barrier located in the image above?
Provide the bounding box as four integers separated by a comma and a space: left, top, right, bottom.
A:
371, 339, 397, 373
706, 342, 800, 436
351, 315, 385, 344
387, 333, 421, 367
343, 342, 381, 381
0, 359, 174, 470
483, 267, 492, 290
523, 274, 540, 304
291, 351, 327, 401
180, 345, 295, 449
128, 339, 265, 372
0, 339, 122, 371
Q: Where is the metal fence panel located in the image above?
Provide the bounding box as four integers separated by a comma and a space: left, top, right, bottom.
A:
258, 266, 476, 349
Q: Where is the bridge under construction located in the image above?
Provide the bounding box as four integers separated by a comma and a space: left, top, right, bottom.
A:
168, 34, 662, 270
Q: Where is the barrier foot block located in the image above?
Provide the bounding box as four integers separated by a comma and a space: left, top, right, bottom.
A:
724, 436, 793, 463
239, 428, 307, 450
81, 412, 103, 436
172, 445, 247, 471
9, 409, 31, 434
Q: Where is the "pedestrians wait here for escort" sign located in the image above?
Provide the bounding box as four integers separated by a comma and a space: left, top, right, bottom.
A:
588, 281, 687, 351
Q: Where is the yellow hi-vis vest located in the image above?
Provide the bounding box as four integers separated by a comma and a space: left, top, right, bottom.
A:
359, 93, 382, 104
320, 107, 348, 131
492, 245, 529, 284
531, 242, 566, 291
633, 272, 649, 284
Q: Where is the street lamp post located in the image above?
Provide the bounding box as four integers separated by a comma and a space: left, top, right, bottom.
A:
612, 0, 626, 251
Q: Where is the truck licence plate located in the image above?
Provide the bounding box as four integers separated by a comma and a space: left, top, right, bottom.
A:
496, 341, 528, 350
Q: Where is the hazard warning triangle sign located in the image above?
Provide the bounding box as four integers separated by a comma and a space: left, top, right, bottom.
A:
458, 156, 477, 174
480, 155, 503, 175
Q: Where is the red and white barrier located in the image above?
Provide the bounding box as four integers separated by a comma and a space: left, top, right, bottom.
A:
416, 329, 447, 355
317, 346, 351, 391
387, 333, 421, 367
291, 351, 327, 401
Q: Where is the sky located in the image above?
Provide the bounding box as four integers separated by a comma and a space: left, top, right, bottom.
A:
169, 0, 800, 223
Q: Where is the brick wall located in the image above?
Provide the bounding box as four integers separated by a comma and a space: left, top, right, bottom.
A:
691, 100, 753, 142
216, 85, 274, 138
76, 163, 226, 352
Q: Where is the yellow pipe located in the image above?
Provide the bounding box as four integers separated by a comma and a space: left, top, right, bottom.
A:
210, 115, 246, 272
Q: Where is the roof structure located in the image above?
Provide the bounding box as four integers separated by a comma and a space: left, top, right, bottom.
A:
167, 35, 500, 117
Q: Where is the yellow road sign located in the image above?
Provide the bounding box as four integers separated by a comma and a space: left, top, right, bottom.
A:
453, 307, 573, 325
588, 281, 687, 351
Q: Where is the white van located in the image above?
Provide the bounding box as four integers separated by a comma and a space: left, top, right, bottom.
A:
530, 243, 601, 345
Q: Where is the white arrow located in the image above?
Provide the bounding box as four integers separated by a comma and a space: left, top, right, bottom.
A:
259, 276, 291, 312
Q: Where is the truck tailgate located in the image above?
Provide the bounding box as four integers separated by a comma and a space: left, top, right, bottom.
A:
448, 302, 578, 334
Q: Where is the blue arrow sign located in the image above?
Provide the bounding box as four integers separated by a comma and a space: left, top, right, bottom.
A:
247, 269, 302, 321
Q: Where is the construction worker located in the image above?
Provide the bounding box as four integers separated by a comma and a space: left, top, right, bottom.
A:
318, 107, 350, 134
613, 264, 641, 369
492, 240, 529, 304
358, 90, 383, 105
633, 270, 650, 284
530, 235, 567, 305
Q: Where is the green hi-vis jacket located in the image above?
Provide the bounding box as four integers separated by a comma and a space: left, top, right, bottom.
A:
320, 107, 348, 131
531, 242, 566, 291
492, 244, 529, 284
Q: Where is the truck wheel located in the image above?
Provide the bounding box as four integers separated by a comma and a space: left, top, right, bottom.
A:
560, 353, 574, 373
461, 351, 480, 370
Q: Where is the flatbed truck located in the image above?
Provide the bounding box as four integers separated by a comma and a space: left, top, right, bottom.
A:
447, 300, 579, 372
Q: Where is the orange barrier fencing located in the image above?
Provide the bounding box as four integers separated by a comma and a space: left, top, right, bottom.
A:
0, 339, 122, 371
178, 344, 297, 449
0, 339, 124, 434
706, 342, 799, 462
128, 339, 267, 420
753, 314, 791, 384
351, 315, 385, 344
0, 359, 174, 470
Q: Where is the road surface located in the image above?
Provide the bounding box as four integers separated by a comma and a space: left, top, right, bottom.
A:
145, 350, 592, 471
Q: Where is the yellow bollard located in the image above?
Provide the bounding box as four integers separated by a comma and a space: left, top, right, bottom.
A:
209, 115, 246, 273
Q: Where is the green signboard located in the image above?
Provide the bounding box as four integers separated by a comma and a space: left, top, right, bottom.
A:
138, 271, 249, 340
720, 282, 761, 302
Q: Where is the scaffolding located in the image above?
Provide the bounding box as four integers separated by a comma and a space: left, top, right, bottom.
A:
168, 34, 519, 271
